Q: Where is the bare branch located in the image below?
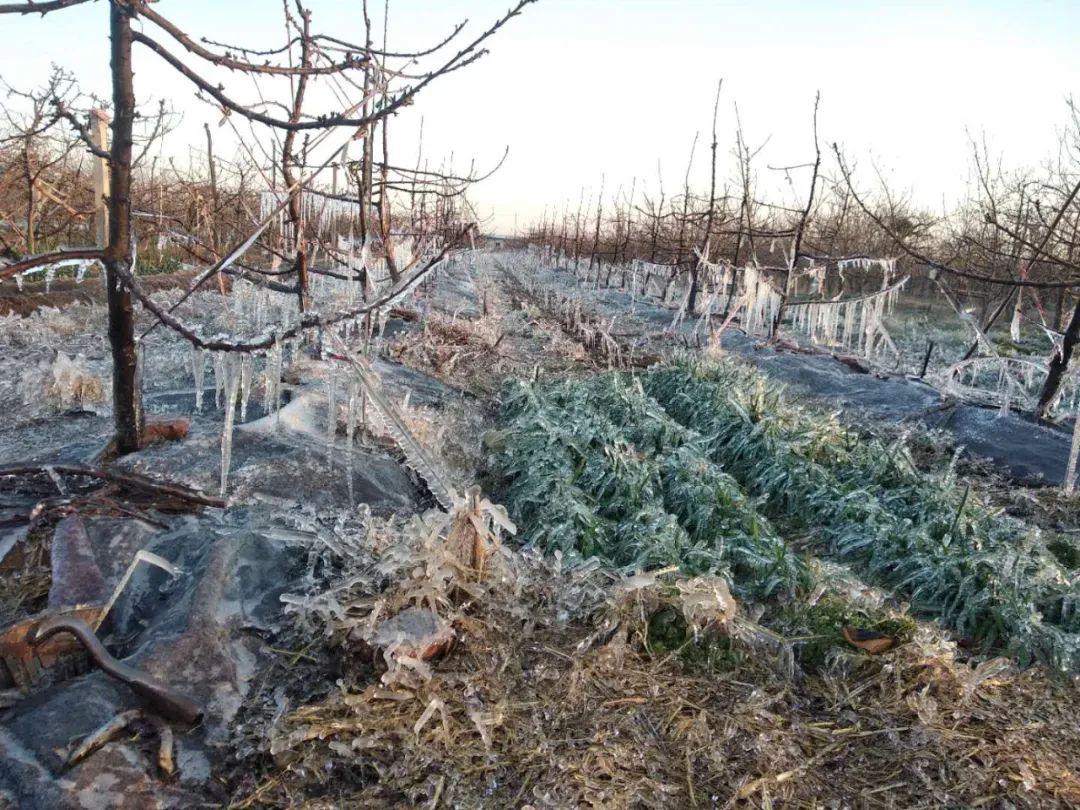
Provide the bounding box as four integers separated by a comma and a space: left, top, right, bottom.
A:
133, 1, 370, 76
0, 0, 91, 15
125, 225, 474, 352
833, 143, 1080, 290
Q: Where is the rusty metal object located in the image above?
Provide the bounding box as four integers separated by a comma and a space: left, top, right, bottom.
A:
27, 616, 203, 725
0, 604, 103, 689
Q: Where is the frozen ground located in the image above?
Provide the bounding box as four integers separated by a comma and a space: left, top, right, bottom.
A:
516, 257, 1076, 486
0, 249, 1076, 807
0, 256, 480, 808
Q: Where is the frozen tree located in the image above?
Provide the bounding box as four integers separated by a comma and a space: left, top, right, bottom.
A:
0, 0, 535, 454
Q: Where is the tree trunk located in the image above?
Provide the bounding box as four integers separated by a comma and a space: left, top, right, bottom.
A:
105, 0, 143, 454
588, 179, 603, 275
1037, 298, 1080, 419
282, 9, 312, 312
687, 266, 700, 314
380, 116, 400, 283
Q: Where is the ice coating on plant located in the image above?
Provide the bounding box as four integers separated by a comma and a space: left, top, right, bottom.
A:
192, 347, 206, 411
1065, 403, 1080, 495
239, 353, 253, 422
213, 351, 225, 409
345, 379, 359, 448
326, 361, 338, 451
220, 353, 241, 497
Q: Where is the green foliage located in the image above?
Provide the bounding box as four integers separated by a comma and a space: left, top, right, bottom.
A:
496, 374, 806, 598
644, 606, 745, 673
136, 252, 184, 276
642, 357, 1080, 673
770, 597, 915, 672
495, 358, 1080, 672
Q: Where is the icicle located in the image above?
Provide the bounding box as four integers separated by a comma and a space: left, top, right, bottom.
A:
213, 352, 225, 409
326, 362, 338, 450
219, 355, 241, 497
239, 354, 253, 422
1010, 293, 1023, 343
271, 339, 283, 424
261, 349, 276, 415
1065, 401, 1080, 495
346, 379, 359, 447
233, 280, 245, 316
257, 289, 269, 331
192, 347, 206, 412
45, 265, 55, 293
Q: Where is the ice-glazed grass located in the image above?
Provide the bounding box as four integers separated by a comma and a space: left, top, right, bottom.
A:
642, 357, 1080, 673
496, 373, 807, 599
494, 355, 1080, 673
883, 294, 1055, 376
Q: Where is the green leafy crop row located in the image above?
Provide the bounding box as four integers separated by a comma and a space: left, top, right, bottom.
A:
642, 358, 1080, 672
497, 373, 806, 599
496, 357, 1080, 673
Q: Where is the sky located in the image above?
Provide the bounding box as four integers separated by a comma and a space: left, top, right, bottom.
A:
5, 0, 1080, 233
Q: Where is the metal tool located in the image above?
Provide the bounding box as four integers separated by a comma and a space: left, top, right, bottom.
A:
28, 616, 203, 725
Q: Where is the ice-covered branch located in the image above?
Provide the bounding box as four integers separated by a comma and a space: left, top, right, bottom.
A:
124, 226, 472, 353
0, 247, 104, 280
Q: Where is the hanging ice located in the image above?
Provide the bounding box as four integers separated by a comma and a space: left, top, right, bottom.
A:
271, 339, 283, 425
213, 352, 225, 409
1064, 400, 1080, 496
219, 354, 241, 497
326, 362, 338, 451
239, 354, 253, 422
345, 379, 359, 447
192, 347, 206, 412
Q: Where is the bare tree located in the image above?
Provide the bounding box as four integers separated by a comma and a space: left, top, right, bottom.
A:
0, 68, 87, 257
0, 0, 536, 453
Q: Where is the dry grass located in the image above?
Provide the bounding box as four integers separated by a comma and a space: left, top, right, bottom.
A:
0, 523, 51, 622
227, 261, 1080, 809
388, 311, 512, 393
227, 512, 1080, 809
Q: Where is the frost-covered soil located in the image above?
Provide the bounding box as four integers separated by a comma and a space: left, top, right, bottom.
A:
1, 251, 1079, 808
0, 259, 482, 807
511, 256, 1077, 486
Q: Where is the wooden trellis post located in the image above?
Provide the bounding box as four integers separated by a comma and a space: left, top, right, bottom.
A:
90, 109, 110, 250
